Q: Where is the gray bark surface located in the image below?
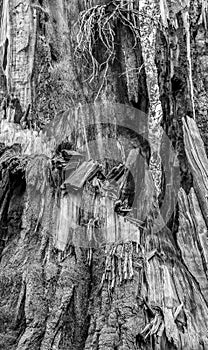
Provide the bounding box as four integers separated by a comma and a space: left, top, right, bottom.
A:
0, 1, 208, 349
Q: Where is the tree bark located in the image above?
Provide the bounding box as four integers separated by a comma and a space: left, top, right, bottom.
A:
0, 1, 208, 349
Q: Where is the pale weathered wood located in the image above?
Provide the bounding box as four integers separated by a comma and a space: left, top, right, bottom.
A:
0, 1, 208, 349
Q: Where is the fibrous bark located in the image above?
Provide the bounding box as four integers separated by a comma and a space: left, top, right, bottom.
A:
0, 1, 208, 349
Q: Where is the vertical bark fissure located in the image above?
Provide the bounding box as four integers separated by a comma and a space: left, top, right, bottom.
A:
0, 1, 208, 349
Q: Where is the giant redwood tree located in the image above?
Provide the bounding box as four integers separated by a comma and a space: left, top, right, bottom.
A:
0, 0, 208, 349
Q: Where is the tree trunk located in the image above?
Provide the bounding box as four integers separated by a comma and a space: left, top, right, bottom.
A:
0, 0, 208, 349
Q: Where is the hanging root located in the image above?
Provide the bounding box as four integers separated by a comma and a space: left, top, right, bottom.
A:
141, 307, 165, 341
74, 1, 140, 97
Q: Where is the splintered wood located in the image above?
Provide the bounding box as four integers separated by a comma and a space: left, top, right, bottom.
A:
178, 187, 208, 300
183, 116, 208, 227
54, 186, 142, 251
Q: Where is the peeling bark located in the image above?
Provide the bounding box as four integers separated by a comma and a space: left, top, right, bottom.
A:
0, 1, 208, 349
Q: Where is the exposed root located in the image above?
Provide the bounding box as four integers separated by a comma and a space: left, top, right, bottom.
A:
141, 308, 163, 340
74, 1, 141, 98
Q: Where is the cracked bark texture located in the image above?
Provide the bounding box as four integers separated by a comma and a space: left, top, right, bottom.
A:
0, 0, 208, 349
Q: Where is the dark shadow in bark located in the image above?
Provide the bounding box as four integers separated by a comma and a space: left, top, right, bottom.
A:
3, 38, 9, 71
